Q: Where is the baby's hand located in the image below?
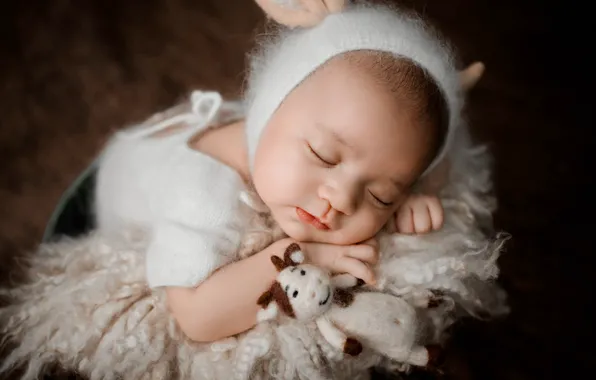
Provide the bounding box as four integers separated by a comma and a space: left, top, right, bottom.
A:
301, 238, 379, 285
395, 194, 444, 234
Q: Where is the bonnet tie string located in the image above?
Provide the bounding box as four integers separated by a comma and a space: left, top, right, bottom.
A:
121, 90, 223, 139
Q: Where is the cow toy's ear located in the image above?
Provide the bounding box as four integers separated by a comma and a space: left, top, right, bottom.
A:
257, 289, 274, 307
284, 242, 305, 266
271, 255, 287, 272
271, 281, 296, 318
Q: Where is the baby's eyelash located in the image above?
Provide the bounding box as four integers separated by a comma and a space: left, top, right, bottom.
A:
307, 144, 334, 166
370, 191, 393, 207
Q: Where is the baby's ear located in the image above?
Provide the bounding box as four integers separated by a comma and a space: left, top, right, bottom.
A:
283, 242, 305, 266
459, 61, 485, 91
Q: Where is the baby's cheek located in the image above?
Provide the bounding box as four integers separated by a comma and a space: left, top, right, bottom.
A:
366, 209, 393, 233
259, 149, 310, 200
337, 211, 388, 244
254, 159, 292, 201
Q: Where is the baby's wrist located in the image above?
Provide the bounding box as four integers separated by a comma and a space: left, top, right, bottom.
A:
265, 237, 299, 259
293, 241, 324, 267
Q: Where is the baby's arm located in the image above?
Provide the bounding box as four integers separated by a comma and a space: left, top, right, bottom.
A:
165, 237, 293, 343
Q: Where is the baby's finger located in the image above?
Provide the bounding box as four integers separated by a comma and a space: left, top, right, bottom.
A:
412, 202, 432, 233
333, 256, 376, 285
347, 243, 378, 265
426, 197, 444, 230
396, 206, 415, 234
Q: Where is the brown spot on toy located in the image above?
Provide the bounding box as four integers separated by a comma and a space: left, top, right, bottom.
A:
428, 289, 446, 308
425, 345, 445, 368
428, 297, 443, 308
333, 288, 354, 308
343, 338, 363, 356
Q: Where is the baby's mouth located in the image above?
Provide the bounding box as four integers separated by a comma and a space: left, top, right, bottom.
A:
319, 287, 331, 306
296, 207, 330, 230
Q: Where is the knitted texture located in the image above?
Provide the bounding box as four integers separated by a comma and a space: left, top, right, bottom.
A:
0, 107, 508, 380
244, 1, 463, 175
95, 91, 246, 289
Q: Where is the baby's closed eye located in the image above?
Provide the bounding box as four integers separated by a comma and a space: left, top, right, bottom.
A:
307, 143, 337, 166
369, 190, 393, 207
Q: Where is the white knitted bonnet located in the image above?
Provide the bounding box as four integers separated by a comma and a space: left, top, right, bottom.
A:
245, 1, 463, 176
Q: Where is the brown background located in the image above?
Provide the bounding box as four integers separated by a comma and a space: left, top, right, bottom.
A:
1, 0, 593, 379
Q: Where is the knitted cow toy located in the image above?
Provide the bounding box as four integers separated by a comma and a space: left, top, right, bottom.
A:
257, 242, 438, 367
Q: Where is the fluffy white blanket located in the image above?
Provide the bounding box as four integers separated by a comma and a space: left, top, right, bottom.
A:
0, 112, 509, 380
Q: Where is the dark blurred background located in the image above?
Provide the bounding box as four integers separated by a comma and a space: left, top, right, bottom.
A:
0, 0, 594, 379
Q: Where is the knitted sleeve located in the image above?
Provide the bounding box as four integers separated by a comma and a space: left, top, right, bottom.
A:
142, 154, 244, 288
141, 153, 244, 289
145, 220, 239, 288
94, 125, 244, 289
94, 94, 246, 289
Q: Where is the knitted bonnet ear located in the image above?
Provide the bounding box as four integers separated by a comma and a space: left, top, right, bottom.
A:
244, 1, 463, 176
254, 0, 346, 28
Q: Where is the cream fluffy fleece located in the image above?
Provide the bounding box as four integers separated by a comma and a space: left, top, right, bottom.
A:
0, 97, 508, 380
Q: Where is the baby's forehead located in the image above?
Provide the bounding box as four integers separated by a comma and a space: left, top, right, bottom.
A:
318, 51, 430, 94
305, 51, 447, 162
303, 51, 441, 125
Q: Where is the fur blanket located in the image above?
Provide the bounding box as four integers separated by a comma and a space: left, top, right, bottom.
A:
0, 113, 509, 380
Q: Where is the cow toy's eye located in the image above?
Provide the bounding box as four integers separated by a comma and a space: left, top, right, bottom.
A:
293, 290, 299, 298
300, 270, 306, 276
285, 285, 289, 293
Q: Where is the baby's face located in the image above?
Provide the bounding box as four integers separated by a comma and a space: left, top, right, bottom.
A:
252, 56, 436, 245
